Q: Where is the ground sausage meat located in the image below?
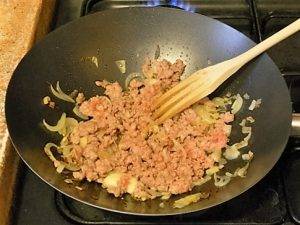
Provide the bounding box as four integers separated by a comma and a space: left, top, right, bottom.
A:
65, 58, 233, 200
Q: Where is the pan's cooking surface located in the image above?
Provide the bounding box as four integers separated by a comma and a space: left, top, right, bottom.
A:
5, 7, 291, 215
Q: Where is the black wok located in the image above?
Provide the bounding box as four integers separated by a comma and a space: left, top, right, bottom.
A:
5, 7, 292, 215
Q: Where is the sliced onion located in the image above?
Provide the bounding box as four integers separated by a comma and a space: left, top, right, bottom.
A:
242, 126, 251, 134
44, 142, 79, 172
241, 154, 250, 161
194, 104, 219, 124
57, 117, 77, 136
56, 82, 75, 103
192, 175, 211, 186
73, 105, 89, 120
231, 94, 243, 114
225, 156, 253, 178
59, 145, 72, 156
243, 131, 252, 142
219, 157, 227, 165
223, 97, 232, 104
214, 173, 231, 187
248, 100, 256, 111
234, 162, 250, 178
56, 164, 65, 173
159, 202, 165, 208
224, 121, 252, 161
64, 163, 80, 171
243, 93, 250, 99
44, 143, 59, 162
223, 146, 240, 160
65, 117, 79, 135
210, 149, 221, 162
173, 193, 209, 208
161, 193, 171, 200
44, 143, 65, 173
91, 56, 98, 68
233, 140, 248, 149
212, 97, 226, 107
43, 96, 51, 105
127, 177, 138, 194
242, 151, 254, 161
206, 166, 219, 175
240, 119, 252, 142
115, 60, 126, 74
239, 119, 246, 127
250, 98, 262, 110
60, 136, 68, 146
75, 186, 83, 191
125, 72, 144, 89
50, 81, 75, 103
225, 172, 234, 177
224, 130, 252, 160
64, 179, 73, 184
43, 113, 66, 132
226, 92, 232, 97
246, 116, 255, 123
256, 99, 262, 108
227, 162, 252, 178
103, 171, 123, 188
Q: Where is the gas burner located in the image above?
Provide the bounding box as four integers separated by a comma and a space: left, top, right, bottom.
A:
157, 4, 186, 10
80, 0, 254, 39
152, 0, 195, 12
81, 0, 195, 13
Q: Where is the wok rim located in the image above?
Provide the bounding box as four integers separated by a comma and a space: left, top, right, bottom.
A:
5, 7, 292, 216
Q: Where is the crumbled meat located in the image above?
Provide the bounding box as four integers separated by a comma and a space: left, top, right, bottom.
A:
63, 59, 233, 200
142, 58, 186, 90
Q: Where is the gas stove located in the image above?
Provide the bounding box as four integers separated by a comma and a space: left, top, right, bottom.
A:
11, 1, 300, 224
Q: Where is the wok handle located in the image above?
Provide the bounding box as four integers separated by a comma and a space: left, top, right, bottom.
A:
235, 18, 300, 64
291, 113, 300, 137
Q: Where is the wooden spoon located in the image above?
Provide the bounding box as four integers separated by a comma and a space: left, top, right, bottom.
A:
153, 18, 300, 124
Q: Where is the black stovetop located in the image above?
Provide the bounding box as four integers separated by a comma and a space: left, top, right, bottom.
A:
11, 0, 300, 224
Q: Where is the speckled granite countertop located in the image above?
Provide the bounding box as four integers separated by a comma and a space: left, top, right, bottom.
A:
0, 1, 55, 224
0, 0, 42, 165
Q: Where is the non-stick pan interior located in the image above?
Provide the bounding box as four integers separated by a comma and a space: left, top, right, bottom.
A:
5, 7, 291, 215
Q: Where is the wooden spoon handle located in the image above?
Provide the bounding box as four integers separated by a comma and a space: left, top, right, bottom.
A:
236, 18, 300, 65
